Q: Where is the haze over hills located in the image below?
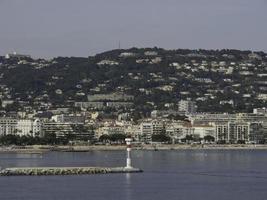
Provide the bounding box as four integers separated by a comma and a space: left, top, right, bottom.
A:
0, 47, 267, 117
1, 0, 267, 58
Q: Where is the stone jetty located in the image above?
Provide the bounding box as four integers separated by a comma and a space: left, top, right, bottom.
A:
0, 167, 143, 176
0, 138, 143, 176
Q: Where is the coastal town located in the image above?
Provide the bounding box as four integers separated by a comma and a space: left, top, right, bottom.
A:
0, 48, 267, 146
2, 1, 267, 199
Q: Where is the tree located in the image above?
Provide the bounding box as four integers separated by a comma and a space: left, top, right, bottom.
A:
0, 135, 20, 145
109, 134, 126, 143
181, 135, 194, 143
152, 133, 171, 143
99, 134, 110, 143
41, 133, 59, 145
204, 135, 215, 142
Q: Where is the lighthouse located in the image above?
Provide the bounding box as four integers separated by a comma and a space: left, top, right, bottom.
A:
125, 138, 133, 169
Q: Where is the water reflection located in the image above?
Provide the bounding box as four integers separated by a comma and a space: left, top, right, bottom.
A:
126, 173, 131, 185
125, 173, 133, 200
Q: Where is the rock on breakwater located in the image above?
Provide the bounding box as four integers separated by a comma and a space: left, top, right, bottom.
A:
0, 167, 143, 176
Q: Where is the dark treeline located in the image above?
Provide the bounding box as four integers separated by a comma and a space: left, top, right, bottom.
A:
0, 133, 129, 146
0, 133, 91, 146
98, 134, 127, 144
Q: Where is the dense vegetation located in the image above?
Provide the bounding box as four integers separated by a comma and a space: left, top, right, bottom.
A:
0, 48, 267, 115
0, 133, 94, 146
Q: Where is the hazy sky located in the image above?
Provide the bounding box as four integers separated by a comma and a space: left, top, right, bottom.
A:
0, 0, 267, 58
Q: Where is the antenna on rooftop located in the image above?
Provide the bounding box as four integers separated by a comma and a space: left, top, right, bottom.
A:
118, 41, 121, 50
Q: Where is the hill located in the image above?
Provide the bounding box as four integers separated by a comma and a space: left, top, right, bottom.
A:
0, 48, 266, 115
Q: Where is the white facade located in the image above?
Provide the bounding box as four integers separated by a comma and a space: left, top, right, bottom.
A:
140, 122, 153, 142
1, 100, 14, 108
125, 125, 141, 141
0, 118, 17, 136
253, 108, 267, 115
96, 126, 125, 139
0, 118, 42, 137
192, 126, 216, 138
140, 121, 164, 143
178, 100, 197, 114
165, 123, 184, 141
16, 120, 33, 136
16, 119, 42, 137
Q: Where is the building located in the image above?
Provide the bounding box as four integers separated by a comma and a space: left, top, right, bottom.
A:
190, 113, 267, 125
75, 102, 105, 110
74, 92, 135, 110
140, 122, 153, 143
42, 122, 73, 137
253, 108, 267, 115
16, 119, 42, 137
165, 122, 184, 143
87, 93, 134, 102
124, 125, 141, 142
51, 114, 85, 124
0, 118, 17, 136
119, 52, 136, 57
192, 125, 216, 139
97, 60, 119, 66
144, 51, 158, 56
0, 118, 42, 137
1, 100, 14, 108
5, 52, 31, 59
190, 113, 267, 143
96, 126, 125, 139
151, 110, 182, 118
75, 101, 133, 110
213, 121, 266, 143
140, 121, 164, 143
106, 102, 133, 109
178, 100, 197, 114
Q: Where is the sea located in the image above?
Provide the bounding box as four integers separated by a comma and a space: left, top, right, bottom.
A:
0, 150, 267, 200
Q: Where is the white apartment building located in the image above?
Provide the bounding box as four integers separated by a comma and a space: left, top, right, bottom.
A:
51, 114, 85, 124
192, 125, 216, 139
213, 122, 265, 143
140, 122, 153, 143
165, 122, 215, 143
95, 126, 125, 139
253, 108, 267, 115
124, 125, 141, 141
16, 119, 42, 137
0, 118, 17, 136
190, 113, 267, 143
178, 100, 197, 114
165, 123, 184, 142
140, 121, 164, 143
0, 118, 42, 137
42, 122, 72, 137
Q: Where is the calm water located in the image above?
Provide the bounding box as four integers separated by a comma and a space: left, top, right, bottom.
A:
0, 150, 267, 200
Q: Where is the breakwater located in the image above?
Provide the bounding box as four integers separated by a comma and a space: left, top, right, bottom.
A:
0, 167, 143, 176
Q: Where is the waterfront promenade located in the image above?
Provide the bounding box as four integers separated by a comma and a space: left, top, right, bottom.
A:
1, 144, 267, 154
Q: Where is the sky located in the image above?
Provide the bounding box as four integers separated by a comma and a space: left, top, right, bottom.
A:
0, 0, 267, 58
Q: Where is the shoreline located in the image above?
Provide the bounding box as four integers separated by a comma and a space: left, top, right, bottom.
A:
1, 144, 267, 153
